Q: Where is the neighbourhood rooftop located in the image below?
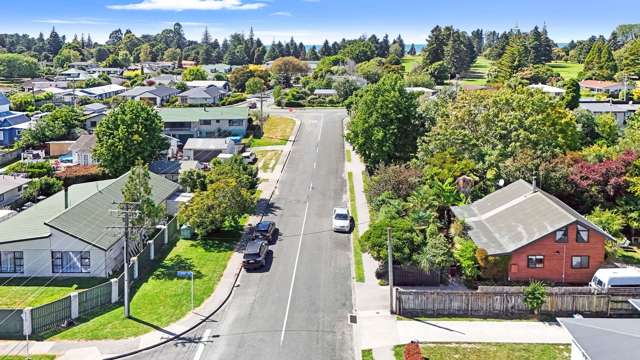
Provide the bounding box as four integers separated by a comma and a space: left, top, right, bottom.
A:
157, 107, 248, 122
451, 179, 615, 255
0, 175, 31, 194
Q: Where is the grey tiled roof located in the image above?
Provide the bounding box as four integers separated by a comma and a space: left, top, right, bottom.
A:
69, 135, 96, 153
0, 92, 9, 106
451, 179, 615, 255
558, 318, 640, 360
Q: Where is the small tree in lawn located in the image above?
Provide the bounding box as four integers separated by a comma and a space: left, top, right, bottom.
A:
122, 162, 164, 254
182, 66, 208, 81
523, 280, 547, 316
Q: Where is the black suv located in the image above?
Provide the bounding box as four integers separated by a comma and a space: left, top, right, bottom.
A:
254, 221, 277, 244
243, 240, 268, 270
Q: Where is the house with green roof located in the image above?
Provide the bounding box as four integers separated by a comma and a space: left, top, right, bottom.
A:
0, 171, 180, 278
158, 107, 249, 143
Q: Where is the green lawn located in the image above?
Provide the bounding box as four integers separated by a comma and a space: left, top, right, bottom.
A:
50, 234, 237, 340
402, 55, 421, 73
547, 62, 583, 80
2, 356, 57, 360
0, 277, 106, 308
460, 57, 492, 86
348, 172, 365, 282
394, 343, 570, 360
361, 349, 374, 360
255, 150, 282, 173
247, 116, 295, 147
615, 247, 640, 265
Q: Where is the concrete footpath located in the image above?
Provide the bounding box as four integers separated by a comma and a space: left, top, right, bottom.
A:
0, 118, 301, 360
346, 145, 571, 360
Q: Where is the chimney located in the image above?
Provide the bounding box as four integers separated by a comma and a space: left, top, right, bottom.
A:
64, 186, 69, 209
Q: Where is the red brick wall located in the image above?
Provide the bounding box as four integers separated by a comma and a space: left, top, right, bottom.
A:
508, 223, 606, 284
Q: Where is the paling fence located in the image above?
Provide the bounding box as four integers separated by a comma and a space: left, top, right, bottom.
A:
0, 217, 178, 338
396, 286, 640, 318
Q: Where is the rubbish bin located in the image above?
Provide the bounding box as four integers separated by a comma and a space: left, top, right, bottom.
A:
180, 224, 193, 239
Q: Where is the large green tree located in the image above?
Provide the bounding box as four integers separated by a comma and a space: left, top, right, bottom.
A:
0, 53, 39, 78
346, 74, 424, 166
93, 100, 168, 176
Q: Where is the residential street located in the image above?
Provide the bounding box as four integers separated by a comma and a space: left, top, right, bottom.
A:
132, 108, 354, 360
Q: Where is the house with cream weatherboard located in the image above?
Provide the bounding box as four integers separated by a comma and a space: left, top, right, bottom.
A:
0, 172, 179, 277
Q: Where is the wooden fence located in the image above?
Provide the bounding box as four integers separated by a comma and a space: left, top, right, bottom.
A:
0, 216, 179, 339
396, 287, 640, 318
393, 265, 441, 286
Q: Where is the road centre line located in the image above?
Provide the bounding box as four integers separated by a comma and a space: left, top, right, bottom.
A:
193, 328, 212, 360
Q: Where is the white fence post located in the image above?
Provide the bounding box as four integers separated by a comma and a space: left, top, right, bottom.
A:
110, 278, 119, 303
148, 240, 155, 260
164, 225, 169, 244
22, 308, 32, 336
70, 292, 79, 319
132, 257, 139, 279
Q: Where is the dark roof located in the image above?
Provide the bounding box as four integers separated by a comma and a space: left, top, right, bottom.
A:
69, 135, 96, 153
178, 86, 223, 99
451, 179, 615, 255
84, 103, 108, 113
0, 113, 30, 126
256, 221, 273, 231
558, 318, 640, 360
46, 171, 180, 250
149, 160, 181, 175
244, 240, 264, 254
0, 92, 9, 106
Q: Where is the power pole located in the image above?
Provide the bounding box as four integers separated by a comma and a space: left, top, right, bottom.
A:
387, 227, 394, 314
108, 201, 140, 318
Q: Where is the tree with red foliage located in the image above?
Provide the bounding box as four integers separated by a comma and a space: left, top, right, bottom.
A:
403, 341, 423, 360
569, 150, 637, 210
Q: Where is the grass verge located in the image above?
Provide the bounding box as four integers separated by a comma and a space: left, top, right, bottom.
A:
361, 349, 374, 360
248, 116, 295, 147
346, 149, 352, 162
255, 150, 282, 173
50, 234, 237, 340
0, 277, 106, 308
394, 343, 570, 360
348, 172, 365, 282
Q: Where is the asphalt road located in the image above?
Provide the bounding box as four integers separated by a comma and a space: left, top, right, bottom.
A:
131, 108, 353, 360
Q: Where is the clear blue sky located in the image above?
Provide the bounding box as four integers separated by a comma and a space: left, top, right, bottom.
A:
1, 0, 639, 45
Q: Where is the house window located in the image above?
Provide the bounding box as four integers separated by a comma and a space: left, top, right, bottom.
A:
527, 255, 544, 268
577, 224, 589, 243
90, 121, 98, 128
555, 227, 568, 243
0, 251, 24, 273
229, 119, 244, 127
52, 251, 90, 273
199, 119, 211, 126
572, 256, 590, 269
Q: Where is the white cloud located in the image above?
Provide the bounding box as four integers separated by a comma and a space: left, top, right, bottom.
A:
34, 18, 111, 25
270, 11, 292, 17
108, 0, 267, 11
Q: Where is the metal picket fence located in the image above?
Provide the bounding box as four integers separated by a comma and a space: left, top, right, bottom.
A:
31, 296, 72, 334
0, 310, 23, 338
78, 281, 113, 317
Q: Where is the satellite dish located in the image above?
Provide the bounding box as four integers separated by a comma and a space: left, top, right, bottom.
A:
497, 179, 505, 187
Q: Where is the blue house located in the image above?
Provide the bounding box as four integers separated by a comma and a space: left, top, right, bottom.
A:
0, 93, 32, 147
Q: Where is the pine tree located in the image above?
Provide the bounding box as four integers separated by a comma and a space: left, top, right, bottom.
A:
320, 40, 332, 57
367, 34, 379, 51
527, 26, 544, 64
253, 46, 266, 64
86, 34, 93, 49
80, 34, 86, 49
378, 34, 390, 57
47, 27, 63, 56
212, 38, 220, 51
265, 42, 279, 61
407, 44, 416, 56
202, 27, 212, 44
496, 36, 529, 81
540, 25, 554, 63
423, 25, 445, 65
298, 42, 306, 60
392, 34, 405, 57
308, 45, 320, 61
331, 41, 341, 55
471, 29, 484, 55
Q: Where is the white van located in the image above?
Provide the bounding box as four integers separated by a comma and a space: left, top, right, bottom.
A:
589, 268, 640, 291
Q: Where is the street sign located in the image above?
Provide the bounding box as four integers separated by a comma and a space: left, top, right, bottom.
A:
176, 271, 193, 278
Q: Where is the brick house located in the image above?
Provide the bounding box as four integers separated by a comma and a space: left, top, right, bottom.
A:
451, 180, 615, 284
